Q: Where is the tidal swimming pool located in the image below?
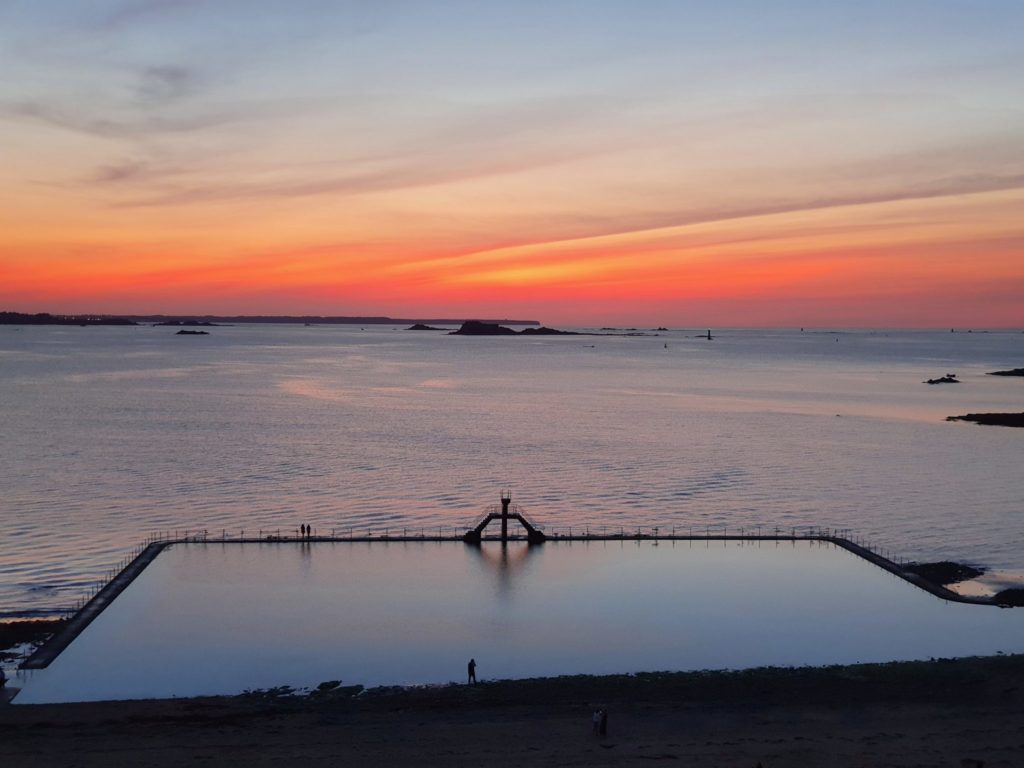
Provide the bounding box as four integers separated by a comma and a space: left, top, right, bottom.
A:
15, 540, 1024, 703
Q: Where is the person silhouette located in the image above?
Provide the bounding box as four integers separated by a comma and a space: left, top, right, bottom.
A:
467, 658, 477, 684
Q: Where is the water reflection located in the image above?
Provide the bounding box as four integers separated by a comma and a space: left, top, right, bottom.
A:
466, 542, 537, 602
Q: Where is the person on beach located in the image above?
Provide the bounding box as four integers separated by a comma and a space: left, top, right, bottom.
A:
467, 658, 477, 684
599, 708, 608, 736
592, 709, 601, 735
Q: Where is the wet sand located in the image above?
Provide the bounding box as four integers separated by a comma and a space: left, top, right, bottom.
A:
3, 655, 1023, 767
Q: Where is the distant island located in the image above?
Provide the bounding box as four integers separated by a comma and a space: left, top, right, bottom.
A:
176, 329, 209, 335
0, 311, 539, 327
156, 320, 223, 327
447, 320, 668, 337
406, 324, 447, 331
988, 368, 1024, 377
924, 374, 958, 385
449, 321, 578, 336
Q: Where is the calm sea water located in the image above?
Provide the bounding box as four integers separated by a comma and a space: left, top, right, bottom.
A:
1, 324, 1022, 619
15, 540, 1024, 704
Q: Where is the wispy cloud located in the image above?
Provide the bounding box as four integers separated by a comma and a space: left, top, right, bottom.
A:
135, 65, 196, 104
0, 98, 239, 139
96, 0, 207, 30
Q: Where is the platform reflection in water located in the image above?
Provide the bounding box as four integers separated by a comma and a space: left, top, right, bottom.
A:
15, 540, 1024, 704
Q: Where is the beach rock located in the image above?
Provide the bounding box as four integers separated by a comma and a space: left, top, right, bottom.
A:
993, 589, 1024, 607
0, 619, 65, 654
903, 561, 984, 586
946, 413, 1024, 428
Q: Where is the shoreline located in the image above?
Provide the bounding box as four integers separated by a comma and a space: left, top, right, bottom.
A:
3, 655, 1022, 766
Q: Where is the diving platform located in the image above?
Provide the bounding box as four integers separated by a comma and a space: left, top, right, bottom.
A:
462, 491, 546, 545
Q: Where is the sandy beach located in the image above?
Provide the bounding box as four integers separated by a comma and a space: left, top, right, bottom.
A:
3, 654, 1022, 767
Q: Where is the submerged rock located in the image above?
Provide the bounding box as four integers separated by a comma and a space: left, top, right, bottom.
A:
176, 329, 209, 335
925, 374, 959, 384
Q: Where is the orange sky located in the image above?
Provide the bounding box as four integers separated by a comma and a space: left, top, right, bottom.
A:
2, 2, 1022, 327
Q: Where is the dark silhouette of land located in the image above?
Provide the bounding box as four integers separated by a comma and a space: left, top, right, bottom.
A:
175, 329, 209, 335
947, 413, 1024, 427
406, 324, 447, 331
0, 312, 136, 326
988, 368, 1024, 377
447, 320, 663, 337
0, 311, 540, 327
131, 314, 540, 326
924, 374, 959, 384
450, 320, 578, 336
155, 320, 222, 327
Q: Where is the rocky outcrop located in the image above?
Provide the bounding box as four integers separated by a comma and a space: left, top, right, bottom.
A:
946, 413, 1024, 427
903, 561, 984, 586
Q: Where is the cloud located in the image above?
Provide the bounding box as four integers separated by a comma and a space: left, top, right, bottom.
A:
96, 0, 206, 30
136, 65, 195, 104
87, 159, 169, 184
1, 98, 228, 139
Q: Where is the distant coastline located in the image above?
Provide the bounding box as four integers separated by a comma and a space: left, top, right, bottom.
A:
0, 311, 540, 327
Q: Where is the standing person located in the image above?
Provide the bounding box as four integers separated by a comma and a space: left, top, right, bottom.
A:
599, 708, 608, 737
467, 658, 477, 684
592, 709, 601, 735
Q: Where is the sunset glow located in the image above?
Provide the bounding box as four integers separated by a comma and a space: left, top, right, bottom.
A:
2, 2, 1022, 326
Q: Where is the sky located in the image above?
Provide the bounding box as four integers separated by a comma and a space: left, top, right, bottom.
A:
1, 1, 1022, 327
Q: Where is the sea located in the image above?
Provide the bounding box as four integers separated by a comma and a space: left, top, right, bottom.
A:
1, 323, 1022, 621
